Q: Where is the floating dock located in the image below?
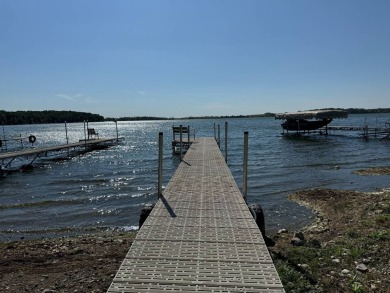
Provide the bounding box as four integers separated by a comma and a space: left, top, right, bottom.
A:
0, 137, 120, 171
107, 137, 284, 292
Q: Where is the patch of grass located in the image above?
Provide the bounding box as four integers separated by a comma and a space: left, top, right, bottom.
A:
382, 204, 390, 214
284, 246, 319, 265
347, 229, 361, 239
368, 229, 389, 241
349, 275, 366, 293
275, 261, 313, 293
274, 188, 390, 292
376, 214, 390, 227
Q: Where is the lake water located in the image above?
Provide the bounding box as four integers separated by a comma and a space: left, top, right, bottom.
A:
1, 114, 389, 241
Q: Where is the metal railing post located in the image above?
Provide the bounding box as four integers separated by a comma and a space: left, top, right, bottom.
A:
188, 125, 190, 148
115, 120, 119, 142
224, 122, 228, 162
65, 121, 69, 144
243, 131, 248, 203
218, 124, 221, 149
158, 132, 163, 199
86, 120, 89, 140
214, 123, 216, 140
83, 120, 87, 148
180, 125, 183, 161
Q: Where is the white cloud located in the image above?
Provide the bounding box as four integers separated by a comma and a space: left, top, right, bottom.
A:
56, 94, 98, 104
56, 94, 76, 101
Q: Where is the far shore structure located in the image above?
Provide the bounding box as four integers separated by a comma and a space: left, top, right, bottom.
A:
275, 110, 348, 135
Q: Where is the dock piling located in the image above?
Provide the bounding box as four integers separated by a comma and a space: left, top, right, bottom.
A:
218, 124, 221, 149
187, 125, 190, 147
243, 131, 248, 203
179, 125, 183, 161
225, 122, 228, 162
158, 132, 163, 199
65, 121, 69, 144
83, 121, 87, 148
115, 120, 119, 142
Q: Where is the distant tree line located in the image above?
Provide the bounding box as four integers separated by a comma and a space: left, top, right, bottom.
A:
105, 116, 172, 121
345, 108, 390, 114
308, 108, 390, 114
0, 110, 104, 125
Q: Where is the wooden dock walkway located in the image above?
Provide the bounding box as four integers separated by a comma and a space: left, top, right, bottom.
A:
107, 137, 284, 292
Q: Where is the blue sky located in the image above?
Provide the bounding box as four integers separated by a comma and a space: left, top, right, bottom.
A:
1, 0, 389, 118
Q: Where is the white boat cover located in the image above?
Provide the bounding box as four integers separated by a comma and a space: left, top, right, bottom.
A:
275, 110, 348, 120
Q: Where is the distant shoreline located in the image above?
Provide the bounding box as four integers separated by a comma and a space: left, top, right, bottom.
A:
1, 108, 390, 125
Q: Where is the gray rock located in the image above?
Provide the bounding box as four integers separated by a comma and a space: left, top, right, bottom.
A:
298, 264, 309, 270
332, 258, 340, 263
356, 264, 368, 273
277, 228, 288, 234
362, 258, 370, 264
307, 238, 321, 248
294, 231, 305, 240
290, 237, 304, 246
341, 269, 350, 275
42, 290, 56, 293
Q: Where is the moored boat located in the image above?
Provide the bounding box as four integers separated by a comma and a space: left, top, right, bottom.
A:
275, 110, 348, 134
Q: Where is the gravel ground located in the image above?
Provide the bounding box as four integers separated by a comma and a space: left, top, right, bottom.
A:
0, 231, 135, 293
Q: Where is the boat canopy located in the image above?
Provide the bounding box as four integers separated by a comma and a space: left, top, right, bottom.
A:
275, 110, 348, 120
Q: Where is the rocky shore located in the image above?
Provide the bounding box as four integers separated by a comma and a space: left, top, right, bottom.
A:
0, 231, 135, 293
270, 184, 390, 292
1, 167, 389, 293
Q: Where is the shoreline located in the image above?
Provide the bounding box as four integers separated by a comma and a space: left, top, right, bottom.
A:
1, 166, 389, 292
270, 185, 390, 292
0, 231, 135, 293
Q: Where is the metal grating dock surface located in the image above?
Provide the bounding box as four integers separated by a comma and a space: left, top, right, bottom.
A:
107, 137, 284, 292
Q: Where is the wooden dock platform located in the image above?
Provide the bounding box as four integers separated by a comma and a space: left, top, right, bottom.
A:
107, 137, 284, 292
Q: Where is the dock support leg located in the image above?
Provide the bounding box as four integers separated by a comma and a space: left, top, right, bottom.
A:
180, 125, 183, 161
224, 122, 228, 163
243, 131, 248, 203
218, 124, 221, 149
86, 120, 89, 140
83, 121, 87, 148
158, 132, 163, 199
115, 120, 119, 142
188, 125, 190, 149
65, 121, 69, 144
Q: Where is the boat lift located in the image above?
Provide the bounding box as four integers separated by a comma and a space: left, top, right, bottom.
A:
275, 110, 348, 136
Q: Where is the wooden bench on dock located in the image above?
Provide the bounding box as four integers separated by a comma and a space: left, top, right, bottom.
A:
107, 137, 284, 292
